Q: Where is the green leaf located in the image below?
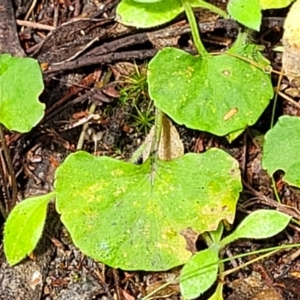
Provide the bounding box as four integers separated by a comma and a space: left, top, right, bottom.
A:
227, 0, 261, 31
55, 149, 241, 271
116, 0, 182, 28
116, 0, 227, 28
0, 54, 44, 132
259, 0, 293, 9
180, 245, 219, 299
4, 192, 54, 265
262, 116, 300, 187
221, 210, 291, 247
148, 47, 273, 136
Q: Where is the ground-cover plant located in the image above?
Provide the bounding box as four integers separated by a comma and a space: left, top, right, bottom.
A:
112, 62, 154, 136
180, 210, 291, 299
118, 0, 274, 136
129, 103, 155, 134
118, 63, 148, 105
5, 147, 242, 268
118, 63, 155, 133
3, 0, 300, 299
263, 115, 300, 187
0, 54, 44, 133
122, 0, 293, 29
0, 53, 44, 216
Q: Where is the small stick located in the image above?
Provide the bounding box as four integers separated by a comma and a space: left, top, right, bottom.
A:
0, 125, 17, 211
16, 20, 55, 31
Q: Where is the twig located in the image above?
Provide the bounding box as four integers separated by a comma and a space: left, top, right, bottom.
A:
0, 149, 8, 219
23, 0, 38, 22
276, 89, 300, 110
16, 20, 55, 31
0, 149, 9, 211
0, 125, 17, 211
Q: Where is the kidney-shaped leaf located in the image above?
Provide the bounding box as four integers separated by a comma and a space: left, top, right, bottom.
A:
180, 245, 220, 299
4, 192, 54, 265
262, 116, 300, 187
116, 0, 227, 28
0, 54, 44, 132
116, 0, 182, 28
148, 48, 273, 136
55, 149, 241, 271
221, 210, 291, 247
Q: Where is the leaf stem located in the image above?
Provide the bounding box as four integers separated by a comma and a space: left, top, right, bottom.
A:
149, 109, 164, 185
151, 109, 163, 156
181, 0, 207, 56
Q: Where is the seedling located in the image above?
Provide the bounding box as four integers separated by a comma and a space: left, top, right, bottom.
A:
130, 103, 155, 134
117, 63, 154, 133
180, 210, 291, 299
118, 63, 148, 105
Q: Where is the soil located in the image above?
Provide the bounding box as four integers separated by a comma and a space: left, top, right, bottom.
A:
1, 0, 300, 299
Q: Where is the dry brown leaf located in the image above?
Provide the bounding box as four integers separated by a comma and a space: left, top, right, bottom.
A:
142, 115, 184, 162
282, 0, 300, 81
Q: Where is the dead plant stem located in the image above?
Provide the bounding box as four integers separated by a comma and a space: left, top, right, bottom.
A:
0, 124, 17, 213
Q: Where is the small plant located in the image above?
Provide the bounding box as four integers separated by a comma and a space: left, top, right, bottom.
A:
118, 63, 154, 133
118, 63, 148, 105
0, 54, 44, 133
180, 210, 291, 299
0, 53, 44, 217
3, 1, 300, 299
130, 102, 155, 134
